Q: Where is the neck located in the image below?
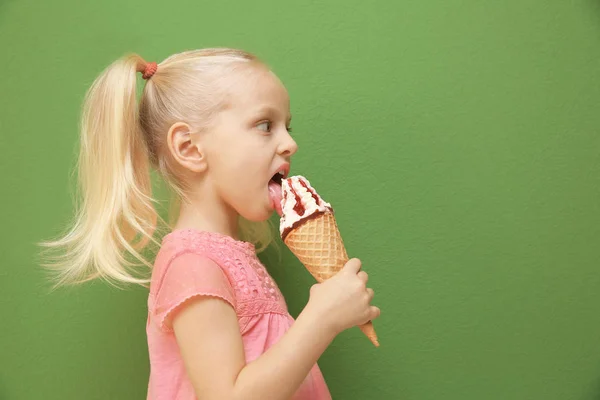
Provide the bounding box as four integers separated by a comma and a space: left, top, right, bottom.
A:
174, 192, 240, 240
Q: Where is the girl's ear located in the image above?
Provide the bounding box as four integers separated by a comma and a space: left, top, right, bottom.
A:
167, 122, 207, 173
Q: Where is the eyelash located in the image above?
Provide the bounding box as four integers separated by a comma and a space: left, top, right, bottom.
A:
257, 120, 293, 133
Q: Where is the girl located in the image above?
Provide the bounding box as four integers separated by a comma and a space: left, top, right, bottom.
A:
42, 48, 380, 400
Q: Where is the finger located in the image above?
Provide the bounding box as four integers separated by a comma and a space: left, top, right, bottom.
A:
366, 288, 374, 302
343, 258, 362, 274
357, 271, 369, 284
370, 306, 381, 320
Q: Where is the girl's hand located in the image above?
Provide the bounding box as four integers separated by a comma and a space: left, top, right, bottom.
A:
305, 258, 380, 336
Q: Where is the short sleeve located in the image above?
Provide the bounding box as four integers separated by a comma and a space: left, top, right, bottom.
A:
153, 252, 235, 332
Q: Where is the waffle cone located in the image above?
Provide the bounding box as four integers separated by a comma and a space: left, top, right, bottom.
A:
284, 212, 379, 347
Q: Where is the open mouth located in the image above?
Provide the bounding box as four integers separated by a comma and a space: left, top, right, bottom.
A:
270, 164, 289, 186
271, 171, 285, 185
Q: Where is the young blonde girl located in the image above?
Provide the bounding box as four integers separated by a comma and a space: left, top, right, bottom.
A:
42, 48, 380, 400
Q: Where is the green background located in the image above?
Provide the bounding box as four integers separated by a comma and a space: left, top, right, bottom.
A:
2, 0, 600, 399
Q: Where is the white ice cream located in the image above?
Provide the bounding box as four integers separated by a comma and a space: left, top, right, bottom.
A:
279, 175, 333, 239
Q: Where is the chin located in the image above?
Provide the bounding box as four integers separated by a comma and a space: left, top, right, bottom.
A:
243, 211, 273, 223
239, 206, 273, 223
235, 193, 278, 222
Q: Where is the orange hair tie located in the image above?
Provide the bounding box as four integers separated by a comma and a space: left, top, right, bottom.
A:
142, 62, 157, 80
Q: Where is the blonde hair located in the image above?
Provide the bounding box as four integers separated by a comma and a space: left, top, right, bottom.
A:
40, 48, 276, 287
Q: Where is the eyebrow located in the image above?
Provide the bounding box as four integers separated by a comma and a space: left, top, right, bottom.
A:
253, 106, 292, 123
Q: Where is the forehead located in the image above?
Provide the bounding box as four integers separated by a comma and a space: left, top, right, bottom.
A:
223, 64, 290, 114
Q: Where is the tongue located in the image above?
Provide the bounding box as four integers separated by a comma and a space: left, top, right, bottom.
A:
268, 181, 283, 216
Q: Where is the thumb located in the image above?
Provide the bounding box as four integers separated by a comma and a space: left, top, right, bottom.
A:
342, 258, 362, 275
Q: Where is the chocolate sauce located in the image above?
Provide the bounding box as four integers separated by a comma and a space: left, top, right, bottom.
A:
292, 187, 305, 216
281, 211, 325, 241
280, 177, 335, 241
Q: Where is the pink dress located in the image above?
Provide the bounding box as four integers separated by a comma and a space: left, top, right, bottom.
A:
146, 229, 332, 400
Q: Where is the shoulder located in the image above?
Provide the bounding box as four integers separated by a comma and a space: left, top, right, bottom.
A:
151, 230, 224, 294
149, 232, 243, 332
154, 229, 216, 269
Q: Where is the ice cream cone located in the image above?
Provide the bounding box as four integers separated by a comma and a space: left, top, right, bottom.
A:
284, 212, 380, 347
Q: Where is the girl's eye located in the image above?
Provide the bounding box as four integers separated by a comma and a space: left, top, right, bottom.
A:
286, 126, 293, 133
257, 121, 271, 132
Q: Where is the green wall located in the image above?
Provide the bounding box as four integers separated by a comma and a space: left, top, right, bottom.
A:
2, 0, 600, 399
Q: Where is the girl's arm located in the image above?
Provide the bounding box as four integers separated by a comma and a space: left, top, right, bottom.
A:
173, 258, 378, 400
173, 297, 334, 400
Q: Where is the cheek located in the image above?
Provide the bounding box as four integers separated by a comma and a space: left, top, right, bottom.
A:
209, 134, 273, 215
229, 157, 261, 181
211, 141, 254, 178
233, 146, 270, 177
226, 161, 272, 220
226, 184, 272, 222
220, 158, 264, 200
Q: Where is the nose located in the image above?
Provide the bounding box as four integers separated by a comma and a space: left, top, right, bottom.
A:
278, 130, 298, 157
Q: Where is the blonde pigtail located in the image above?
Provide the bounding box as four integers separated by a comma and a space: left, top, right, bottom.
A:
40, 55, 161, 286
